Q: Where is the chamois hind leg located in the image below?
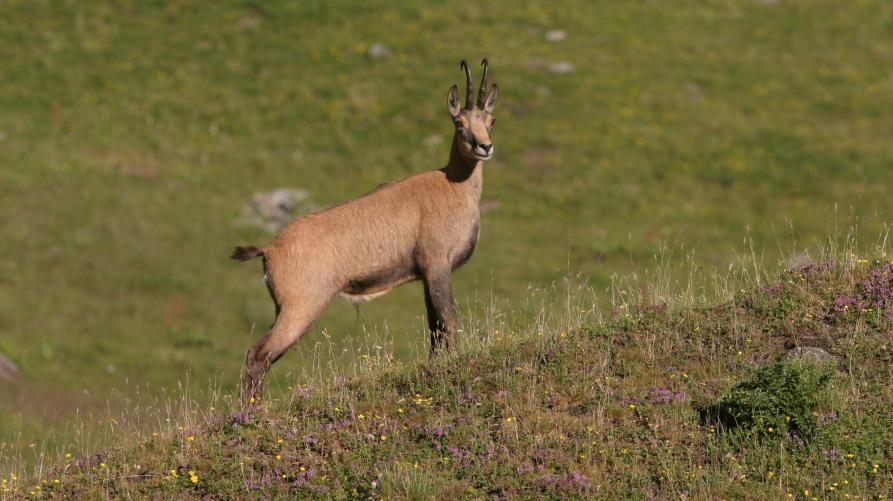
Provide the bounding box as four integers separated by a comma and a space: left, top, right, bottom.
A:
241, 297, 330, 405
423, 268, 457, 356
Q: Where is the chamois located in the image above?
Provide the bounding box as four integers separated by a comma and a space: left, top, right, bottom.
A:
232, 59, 499, 402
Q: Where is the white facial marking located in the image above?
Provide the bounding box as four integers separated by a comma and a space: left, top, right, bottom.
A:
473, 145, 494, 159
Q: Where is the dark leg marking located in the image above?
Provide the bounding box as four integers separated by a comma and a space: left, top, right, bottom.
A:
424, 270, 456, 355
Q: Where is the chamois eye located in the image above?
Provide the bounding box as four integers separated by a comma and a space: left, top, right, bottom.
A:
490, 118, 496, 127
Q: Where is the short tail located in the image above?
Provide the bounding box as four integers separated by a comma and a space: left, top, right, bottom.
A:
231, 245, 264, 261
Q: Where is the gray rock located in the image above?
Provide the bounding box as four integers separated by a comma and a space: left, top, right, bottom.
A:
0, 353, 18, 381
480, 200, 501, 214
423, 134, 443, 147
234, 188, 314, 233
545, 29, 567, 42
785, 252, 814, 272
787, 346, 838, 365
684, 80, 704, 101
547, 61, 575, 74
367, 43, 393, 60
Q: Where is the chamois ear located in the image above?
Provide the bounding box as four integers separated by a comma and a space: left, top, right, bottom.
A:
483, 84, 498, 113
447, 84, 462, 118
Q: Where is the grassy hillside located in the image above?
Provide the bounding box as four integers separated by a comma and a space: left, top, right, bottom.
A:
3, 0, 893, 469
5, 250, 893, 499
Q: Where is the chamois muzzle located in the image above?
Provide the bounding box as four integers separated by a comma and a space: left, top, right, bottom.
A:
473, 142, 494, 159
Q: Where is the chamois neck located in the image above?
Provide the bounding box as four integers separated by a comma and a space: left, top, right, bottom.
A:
445, 134, 483, 189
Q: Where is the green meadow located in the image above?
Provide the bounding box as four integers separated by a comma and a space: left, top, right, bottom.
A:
2, 0, 893, 480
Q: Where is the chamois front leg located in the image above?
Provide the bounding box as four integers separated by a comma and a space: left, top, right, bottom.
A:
423, 269, 457, 355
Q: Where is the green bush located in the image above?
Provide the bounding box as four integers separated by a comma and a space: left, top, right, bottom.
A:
702, 358, 834, 439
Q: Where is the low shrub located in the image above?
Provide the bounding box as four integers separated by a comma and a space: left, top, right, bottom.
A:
701, 358, 834, 439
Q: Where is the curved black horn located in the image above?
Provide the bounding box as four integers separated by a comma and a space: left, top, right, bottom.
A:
460, 60, 474, 110
476, 58, 489, 108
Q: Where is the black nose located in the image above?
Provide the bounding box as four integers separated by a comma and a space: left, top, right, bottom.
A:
479, 143, 492, 153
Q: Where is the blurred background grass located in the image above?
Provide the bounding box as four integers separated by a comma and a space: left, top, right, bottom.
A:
1, 0, 892, 464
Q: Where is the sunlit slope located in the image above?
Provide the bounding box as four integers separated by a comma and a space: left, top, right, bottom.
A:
1, 0, 892, 469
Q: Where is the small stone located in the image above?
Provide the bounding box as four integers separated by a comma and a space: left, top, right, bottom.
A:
237, 14, 261, 31
785, 252, 814, 272
423, 134, 443, 147
234, 188, 315, 233
547, 61, 575, 74
684, 80, 704, 101
545, 29, 567, 42
787, 346, 838, 365
0, 353, 18, 381
367, 43, 393, 60
480, 200, 501, 214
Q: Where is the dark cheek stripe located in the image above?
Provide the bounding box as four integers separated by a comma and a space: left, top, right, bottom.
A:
459, 128, 474, 145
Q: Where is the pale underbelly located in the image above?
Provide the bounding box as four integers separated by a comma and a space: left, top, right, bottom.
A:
338, 289, 393, 303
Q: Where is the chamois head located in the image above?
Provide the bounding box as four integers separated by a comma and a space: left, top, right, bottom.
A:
447, 59, 499, 162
